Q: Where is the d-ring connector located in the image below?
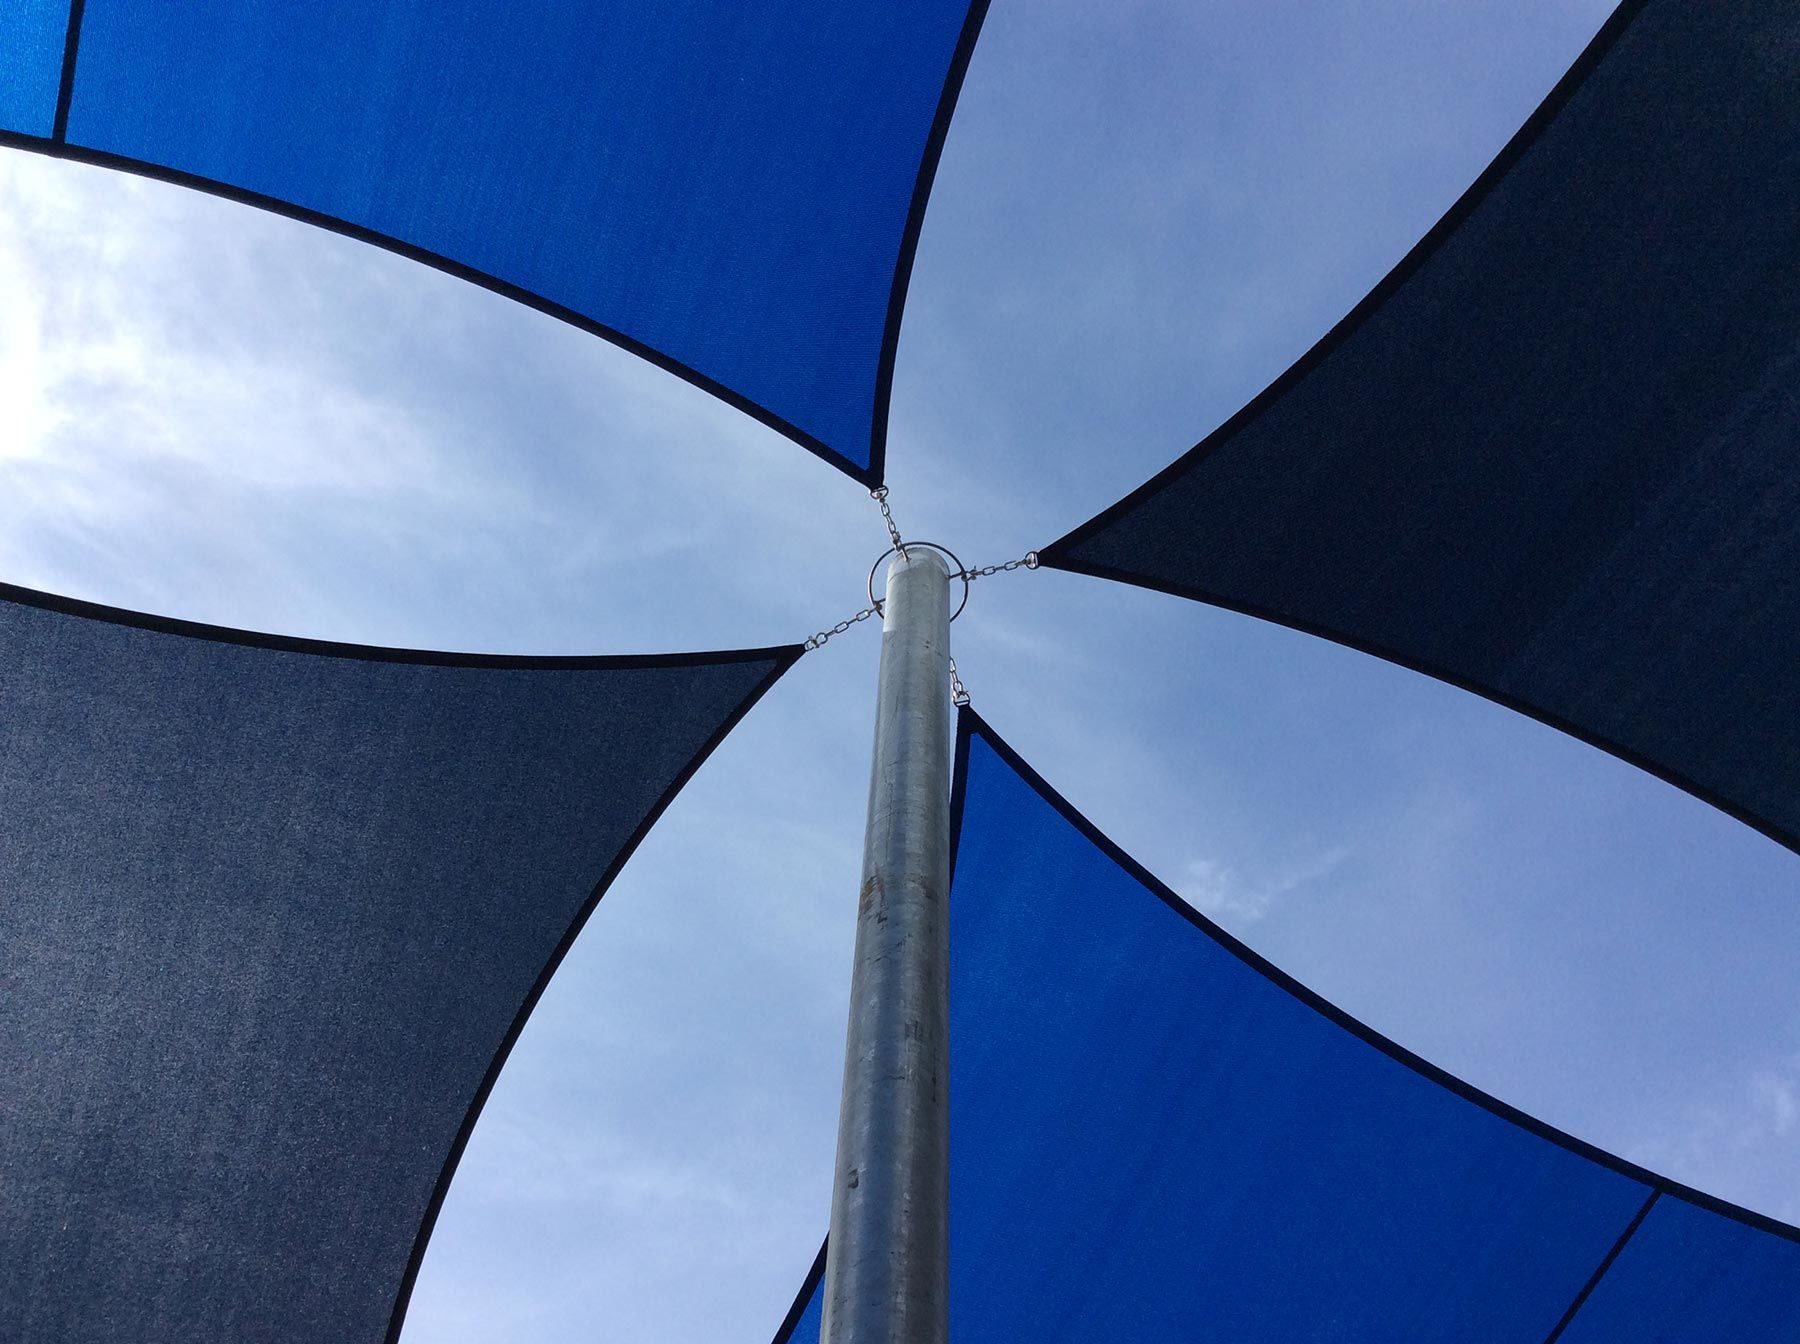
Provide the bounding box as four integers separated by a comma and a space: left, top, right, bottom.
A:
866, 542, 969, 622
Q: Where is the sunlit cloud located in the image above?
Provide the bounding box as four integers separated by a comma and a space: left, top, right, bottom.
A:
1179, 844, 1352, 923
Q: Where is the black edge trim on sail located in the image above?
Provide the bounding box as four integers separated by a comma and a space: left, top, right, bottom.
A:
1013, 570, 1800, 858
0, 128, 873, 485
386, 644, 801, 1343
0, 579, 799, 672
866, 0, 994, 486
768, 1239, 829, 1344
1540, 1189, 1661, 1344
52, 0, 87, 141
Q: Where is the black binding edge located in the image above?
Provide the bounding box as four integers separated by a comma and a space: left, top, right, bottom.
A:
948, 700, 975, 884
384, 642, 802, 1344
768, 1238, 829, 1344
0, 578, 800, 671
1040, 0, 1650, 562
1022, 569, 1800, 859
0, 126, 875, 485
955, 705, 1800, 1246
865, 0, 993, 486
1542, 1189, 1661, 1344
51, 0, 86, 141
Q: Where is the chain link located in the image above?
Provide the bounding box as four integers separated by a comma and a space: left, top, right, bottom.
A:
807, 541, 1038, 656
958, 550, 1039, 583
868, 487, 908, 556
948, 655, 971, 706
804, 603, 881, 652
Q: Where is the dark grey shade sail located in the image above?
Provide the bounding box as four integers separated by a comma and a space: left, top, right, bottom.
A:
0, 582, 798, 1344
1042, 0, 1800, 853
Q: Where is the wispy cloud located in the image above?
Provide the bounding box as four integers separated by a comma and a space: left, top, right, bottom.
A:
1178, 844, 1352, 923
461, 1110, 749, 1214
1627, 1052, 1800, 1223
1753, 1065, 1800, 1138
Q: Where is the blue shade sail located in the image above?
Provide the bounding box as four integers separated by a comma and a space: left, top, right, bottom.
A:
1560, 1196, 1800, 1344
0, 582, 798, 1344
774, 710, 1800, 1342
1043, 0, 1800, 854
0, 0, 67, 136
0, 1, 989, 482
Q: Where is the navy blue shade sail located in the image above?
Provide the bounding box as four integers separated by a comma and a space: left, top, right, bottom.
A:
0, 582, 798, 1344
1043, 0, 1800, 855
774, 710, 1800, 1342
0, 0, 990, 482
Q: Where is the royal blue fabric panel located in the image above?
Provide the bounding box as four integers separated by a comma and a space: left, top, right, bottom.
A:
1560, 1197, 1800, 1343
0, 584, 796, 1343
48, 0, 980, 479
0, 0, 68, 136
944, 721, 1648, 1341
1044, 0, 1800, 853
769, 715, 1800, 1342
780, 1276, 823, 1344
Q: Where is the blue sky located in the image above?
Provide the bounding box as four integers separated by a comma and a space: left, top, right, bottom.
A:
2, 2, 1797, 1341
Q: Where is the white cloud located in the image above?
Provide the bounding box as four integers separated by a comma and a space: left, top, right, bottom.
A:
1178, 844, 1352, 923
1627, 1053, 1800, 1224
1754, 1067, 1800, 1137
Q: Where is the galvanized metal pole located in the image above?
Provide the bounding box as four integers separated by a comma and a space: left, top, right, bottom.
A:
822, 547, 953, 1344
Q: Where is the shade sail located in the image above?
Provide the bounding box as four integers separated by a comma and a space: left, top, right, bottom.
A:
1559, 1196, 1800, 1344
1042, 0, 1800, 854
0, 582, 798, 1344
0, 0, 65, 136
0, 0, 989, 483
774, 710, 1800, 1342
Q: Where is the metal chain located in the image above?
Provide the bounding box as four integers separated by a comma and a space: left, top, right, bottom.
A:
948, 655, 970, 707
807, 542, 1037, 657
869, 487, 907, 556
958, 550, 1039, 583
804, 603, 881, 652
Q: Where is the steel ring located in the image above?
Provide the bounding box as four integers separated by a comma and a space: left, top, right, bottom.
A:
866, 542, 970, 622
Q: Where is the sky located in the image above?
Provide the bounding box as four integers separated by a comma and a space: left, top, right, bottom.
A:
2, 1, 1798, 1341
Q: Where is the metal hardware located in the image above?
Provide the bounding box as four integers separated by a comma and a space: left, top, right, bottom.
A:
948, 655, 970, 707
805, 604, 882, 652
869, 487, 908, 557
959, 550, 1039, 583
868, 542, 969, 623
